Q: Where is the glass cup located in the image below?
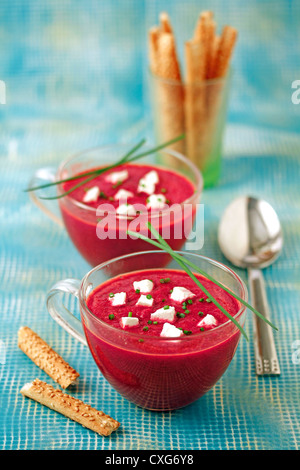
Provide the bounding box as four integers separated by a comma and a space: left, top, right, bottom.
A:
29, 144, 203, 267
46, 250, 248, 411
149, 70, 231, 188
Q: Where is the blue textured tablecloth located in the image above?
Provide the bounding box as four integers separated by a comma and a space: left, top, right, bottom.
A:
0, 0, 300, 451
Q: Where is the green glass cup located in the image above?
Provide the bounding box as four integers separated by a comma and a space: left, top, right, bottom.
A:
149, 70, 232, 188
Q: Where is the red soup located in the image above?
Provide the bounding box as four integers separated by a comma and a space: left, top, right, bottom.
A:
58, 163, 199, 266
84, 268, 243, 410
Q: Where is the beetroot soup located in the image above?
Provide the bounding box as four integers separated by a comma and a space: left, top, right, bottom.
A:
84, 268, 243, 410
58, 163, 199, 266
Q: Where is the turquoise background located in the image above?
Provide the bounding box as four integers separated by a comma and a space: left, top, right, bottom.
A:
0, 0, 300, 450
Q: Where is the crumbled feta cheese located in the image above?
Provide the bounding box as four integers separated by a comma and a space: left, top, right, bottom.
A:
137, 170, 159, 195
146, 194, 167, 210
133, 279, 154, 293
150, 306, 176, 323
109, 292, 126, 306
105, 170, 129, 184
83, 186, 100, 203
136, 295, 154, 307
160, 322, 183, 338
116, 203, 136, 217
120, 317, 139, 328
170, 286, 196, 303
114, 189, 134, 200
197, 314, 217, 328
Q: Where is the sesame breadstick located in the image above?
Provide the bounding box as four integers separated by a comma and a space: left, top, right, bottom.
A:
18, 326, 79, 389
20, 379, 120, 436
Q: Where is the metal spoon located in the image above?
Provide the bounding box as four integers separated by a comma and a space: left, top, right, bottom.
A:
218, 196, 282, 375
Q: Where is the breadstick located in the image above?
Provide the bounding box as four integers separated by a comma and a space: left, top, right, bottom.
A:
184, 39, 206, 166
159, 11, 173, 33
155, 31, 185, 157
20, 379, 120, 436
193, 11, 216, 78
212, 25, 237, 78
18, 326, 79, 389
149, 26, 160, 75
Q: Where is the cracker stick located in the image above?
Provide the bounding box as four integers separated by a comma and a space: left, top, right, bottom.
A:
184, 39, 206, 166
155, 31, 185, 157
18, 326, 79, 389
193, 11, 216, 79
20, 379, 120, 436
149, 26, 160, 75
212, 25, 237, 78
159, 11, 173, 33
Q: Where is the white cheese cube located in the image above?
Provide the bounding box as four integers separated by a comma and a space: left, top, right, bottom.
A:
105, 170, 129, 184
136, 294, 154, 307
197, 314, 217, 328
146, 194, 167, 210
170, 286, 196, 303
109, 292, 126, 306
116, 203, 136, 217
114, 189, 134, 200
83, 186, 100, 203
133, 279, 154, 293
160, 322, 183, 338
137, 170, 159, 195
150, 306, 176, 323
120, 317, 139, 328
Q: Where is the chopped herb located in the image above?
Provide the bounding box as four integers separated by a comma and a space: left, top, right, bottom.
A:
109, 196, 114, 201
164, 278, 171, 283
183, 330, 192, 335
99, 191, 107, 199
206, 298, 212, 303
165, 199, 170, 204
182, 305, 187, 310
169, 289, 173, 293
198, 298, 204, 302
128, 312, 133, 317
163, 305, 170, 310
139, 339, 144, 343
198, 311, 204, 316
147, 320, 152, 325
187, 299, 193, 304
143, 326, 149, 331
161, 188, 167, 193
135, 289, 140, 294
146, 294, 152, 299
109, 293, 114, 298
200, 327, 204, 332
177, 312, 185, 318
108, 314, 115, 320
185, 310, 190, 314
112, 181, 123, 189
153, 321, 158, 325
162, 298, 166, 302
160, 278, 165, 284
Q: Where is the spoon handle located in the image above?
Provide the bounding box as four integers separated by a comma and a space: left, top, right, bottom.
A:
248, 268, 280, 376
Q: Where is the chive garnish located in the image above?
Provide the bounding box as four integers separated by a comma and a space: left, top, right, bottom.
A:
143, 326, 149, 331
25, 134, 185, 200
153, 321, 158, 325
163, 305, 170, 310
127, 222, 279, 341
135, 289, 140, 294
109, 293, 114, 298
128, 312, 133, 317
188, 299, 193, 304
108, 314, 114, 320
146, 294, 152, 299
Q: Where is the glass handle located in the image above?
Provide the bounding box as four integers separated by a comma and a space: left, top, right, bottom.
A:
46, 279, 87, 346
28, 167, 63, 226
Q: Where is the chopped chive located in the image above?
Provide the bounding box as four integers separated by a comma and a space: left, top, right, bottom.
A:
147, 320, 152, 325
108, 314, 114, 320
200, 327, 204, 332
198, 311, 204, 316
187, 299, 193, 304
160, 279, 165, 284
128, 312, 133, 317
146, 294, 152, 299
206, 298, 212, 303
163, 305, 169, 310
199, 298, 204, 302
169, 289, 173, 293
183, 330, 192, 335
153, 321, 158, 325
185, 310, 190, 314
164, 278, 171, 283
135, 289, 140, 294
177, 312, 185, 318
139, 339, 144, 343
162, 298, 166, 302
109, 293, 114, 298
143, 326, 149, 331
161, 188, 167, 193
